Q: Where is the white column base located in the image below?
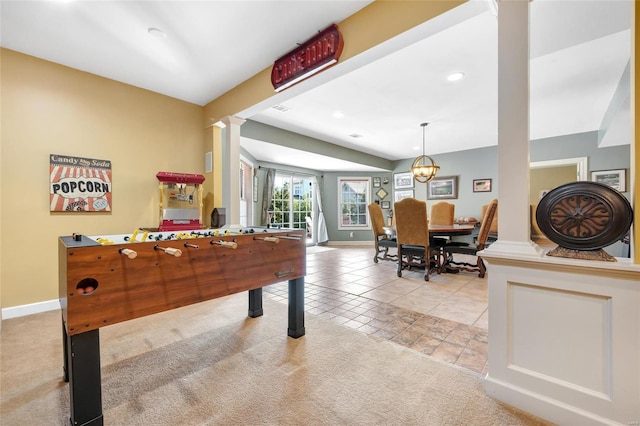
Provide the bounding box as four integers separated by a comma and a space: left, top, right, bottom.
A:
480, 239, 545, 258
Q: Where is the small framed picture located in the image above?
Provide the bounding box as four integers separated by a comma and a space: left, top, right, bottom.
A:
473, 178, 492, 193
393, 172, 414, 189
427, 176, 458, 200
394, 189, 414, 202
373, 177, 382, 188
375, 188, 388, 200
381, 201, 391, 209
591, 169, 626, 192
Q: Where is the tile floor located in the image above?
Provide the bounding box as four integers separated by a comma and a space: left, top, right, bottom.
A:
265, 245, 490, 375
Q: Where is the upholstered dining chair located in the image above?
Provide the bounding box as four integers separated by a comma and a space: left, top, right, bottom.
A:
429, 201, 455, 247
367, 203, 397, 263
443, 199, 498, 278
394, 198, 441, 281
429, 201, 455, 225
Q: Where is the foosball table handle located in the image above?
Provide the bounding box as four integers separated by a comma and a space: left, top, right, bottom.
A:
254, 236, 279, 243
154, 245, 182, 257
119, 248, 137, 259
210, 240, 237, 249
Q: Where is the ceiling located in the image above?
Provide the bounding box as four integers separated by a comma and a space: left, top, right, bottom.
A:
1, 1, 632, 172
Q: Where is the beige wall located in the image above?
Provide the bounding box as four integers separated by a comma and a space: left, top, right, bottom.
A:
529, 165, 577, 206
0, 49, 205, 309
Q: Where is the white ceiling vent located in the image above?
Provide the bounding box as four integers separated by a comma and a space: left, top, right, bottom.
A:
271, 105, 290, 113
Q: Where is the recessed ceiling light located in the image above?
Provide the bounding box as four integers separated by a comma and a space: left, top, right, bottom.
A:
333, 111, 345, 119
148, 28, 167, 39
447, 72, 465, 82
349, 133, 363, 139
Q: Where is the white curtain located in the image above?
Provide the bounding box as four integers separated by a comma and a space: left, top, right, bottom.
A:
314, 176, 329, 244
260, 168, 276, 226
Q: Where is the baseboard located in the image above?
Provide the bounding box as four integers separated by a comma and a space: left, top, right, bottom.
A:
2, 299, 60, 320
484, 376, 622, 426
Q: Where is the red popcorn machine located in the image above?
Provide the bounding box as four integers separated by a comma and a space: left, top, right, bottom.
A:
156, 171, 205, 231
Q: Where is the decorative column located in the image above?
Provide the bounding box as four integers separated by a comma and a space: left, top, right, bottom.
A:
220, 115, 246, 226
482, 3, 640, 424
482, 0, 543, 258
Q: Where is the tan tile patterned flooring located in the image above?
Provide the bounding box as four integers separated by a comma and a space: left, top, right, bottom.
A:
265, 245, 489, 375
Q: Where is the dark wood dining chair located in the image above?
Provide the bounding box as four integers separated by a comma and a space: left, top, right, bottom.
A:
367, 203, 397, 263
481, 201, 499, 243
443, 199, 498, 278
394, 198, 440, 281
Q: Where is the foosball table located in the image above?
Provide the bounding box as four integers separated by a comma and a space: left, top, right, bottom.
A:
59, 227, 306, 426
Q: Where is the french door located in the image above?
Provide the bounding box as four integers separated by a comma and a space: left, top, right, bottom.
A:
270, 173, 314, 243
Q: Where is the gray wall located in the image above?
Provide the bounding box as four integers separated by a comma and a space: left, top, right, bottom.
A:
392, 146, 499, 220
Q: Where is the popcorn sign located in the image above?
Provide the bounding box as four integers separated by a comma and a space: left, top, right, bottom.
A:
50, 154, 112, 212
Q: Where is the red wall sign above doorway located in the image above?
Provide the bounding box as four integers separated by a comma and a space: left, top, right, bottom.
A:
271, 24, 343, 92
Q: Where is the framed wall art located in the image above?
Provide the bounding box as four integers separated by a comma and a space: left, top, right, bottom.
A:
49, 153, 112, 212
473, 178, 492, 193
427, 175, 458, 200
394, 189, 414, 202
591, 169, 626, 192
381, 201, 391, 209
375, 187, 388, 200
373, 177, 382, 188
393, 172, 414, 189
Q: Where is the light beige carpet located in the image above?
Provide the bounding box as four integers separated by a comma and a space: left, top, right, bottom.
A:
1, 293, 552, 425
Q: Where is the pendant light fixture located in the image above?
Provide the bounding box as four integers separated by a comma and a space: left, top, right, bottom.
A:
411, 122, 440, 183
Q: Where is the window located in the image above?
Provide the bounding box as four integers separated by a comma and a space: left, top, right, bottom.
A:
338, 177, 371, 230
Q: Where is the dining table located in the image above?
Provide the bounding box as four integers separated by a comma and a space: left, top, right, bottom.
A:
382, 223, 477, 273
382, 223, 476, 239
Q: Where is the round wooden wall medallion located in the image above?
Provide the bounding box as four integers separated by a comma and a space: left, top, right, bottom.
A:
535, 181, 632, 251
